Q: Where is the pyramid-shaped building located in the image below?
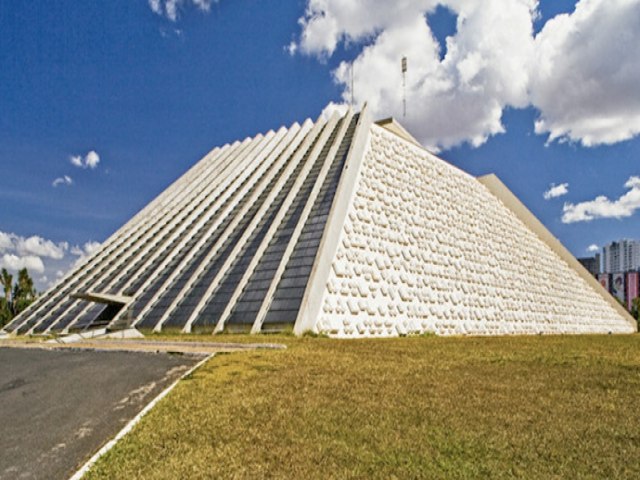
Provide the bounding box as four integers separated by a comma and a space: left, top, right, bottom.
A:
4, 106, 635, 337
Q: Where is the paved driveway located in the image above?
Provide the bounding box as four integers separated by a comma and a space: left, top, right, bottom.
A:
0, 348, 201, 480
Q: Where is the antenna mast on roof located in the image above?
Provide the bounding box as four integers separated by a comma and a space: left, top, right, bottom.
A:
401, 56, 407, 119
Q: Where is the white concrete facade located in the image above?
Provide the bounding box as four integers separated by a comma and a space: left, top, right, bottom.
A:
4, 106, 635, 337
309, 124, 636, 337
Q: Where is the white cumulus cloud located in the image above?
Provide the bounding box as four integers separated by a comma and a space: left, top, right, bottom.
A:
299, 0, 536, 150
1, 254, 45, 274
0, 232, 12, 251
85, 151, 100, 169
71, 241, 102, 268
531, 0, 640, 146
148, 0, 214, 21
562, 176, 640, 223
587, 244, 599, 253
52, 175, 73, 187
0, 231, 68, 260
0, 230, 93, 291
70, 150, 100, 169
83, 241, 102, 256
16, 236, 67, 260
320, 101, 350, 121
293, 0, 640, 149
71, 241, 102, 258
0, 231, 68, 283
543, 182, 569, 200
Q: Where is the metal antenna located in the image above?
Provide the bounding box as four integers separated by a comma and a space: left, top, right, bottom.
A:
401, 56, 407, 118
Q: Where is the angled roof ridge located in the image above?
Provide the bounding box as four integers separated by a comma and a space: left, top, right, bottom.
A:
374, 117, 421, 147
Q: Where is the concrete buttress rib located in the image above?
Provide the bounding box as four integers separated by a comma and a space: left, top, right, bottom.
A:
12, 141, 238, 334
204, 116, 342, 333
11, 105, 632, 339
38, 133, 269, 334
215, 111, 354, 333
121, 130, 284, 329
173, 119, 324, 332
254, 112, 359, 332
293, 105, 372, 334
146, 122, 313, 331
6, 143, 228, 332
62, 128, 291, 333
180, 115, 337, 333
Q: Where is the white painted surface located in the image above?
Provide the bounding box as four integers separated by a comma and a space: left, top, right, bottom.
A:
314, 124, 634, 337
46, 329, 109, 344
98, 328, 145, 340
12, 107, 635, 339
294, 105, 373, 335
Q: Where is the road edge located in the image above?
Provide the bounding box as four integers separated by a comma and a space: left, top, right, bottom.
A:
68, 353, 213, 480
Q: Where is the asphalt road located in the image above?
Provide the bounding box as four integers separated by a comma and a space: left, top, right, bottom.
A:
0, 348, 201, 480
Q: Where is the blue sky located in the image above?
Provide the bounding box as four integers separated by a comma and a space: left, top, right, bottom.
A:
0, 0, 638, 290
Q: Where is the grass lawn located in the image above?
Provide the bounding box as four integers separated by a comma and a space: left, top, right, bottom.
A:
85, 334, 640, 479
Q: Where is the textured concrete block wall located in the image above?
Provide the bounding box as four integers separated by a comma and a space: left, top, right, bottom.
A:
316, 125, 633, 337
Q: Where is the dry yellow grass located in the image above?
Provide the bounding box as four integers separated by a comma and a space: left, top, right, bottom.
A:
86, 334, 640, 479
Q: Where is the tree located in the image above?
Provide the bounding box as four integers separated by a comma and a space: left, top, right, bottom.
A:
631, 297, 640, 323
13, 268, 37, 316
1, 268, 12, 305
0, 269, 13, 326
0, 297, 11, 328
0, 268, 37, 326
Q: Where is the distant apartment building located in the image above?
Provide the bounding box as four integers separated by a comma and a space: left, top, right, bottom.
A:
578, 253, 601, 277
602, 240, 640, 273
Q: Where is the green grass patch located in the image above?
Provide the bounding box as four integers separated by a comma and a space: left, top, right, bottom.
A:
138, 329, 300, 346
0, 333, 56, 343
86, 335, 640, 479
